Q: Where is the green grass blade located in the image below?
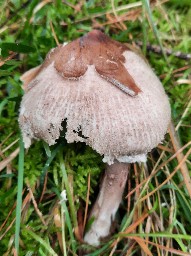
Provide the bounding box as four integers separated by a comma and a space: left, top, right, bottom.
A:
53, 187, 77, 253
40, 143, 62, 185
0, 98, 8, 117
173, 182, 191, 225
142, 0, 168, 63
14, 135, 24, 254
61, 203, 67, 256
85, 241, 113, 256
61, 201, 76, 253
59, 151, 78, 228
24, 228, 58, 256
42, 141, 51, 158
118, 232, 191, 240
141, 5, 148, 55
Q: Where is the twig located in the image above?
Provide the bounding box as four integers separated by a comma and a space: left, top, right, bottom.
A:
136, 41, 191, 60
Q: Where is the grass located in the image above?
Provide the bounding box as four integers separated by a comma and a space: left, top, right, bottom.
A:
0, 0, 191, 255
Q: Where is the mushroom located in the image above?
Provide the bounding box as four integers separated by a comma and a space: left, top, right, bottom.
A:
19, 30, 171, 246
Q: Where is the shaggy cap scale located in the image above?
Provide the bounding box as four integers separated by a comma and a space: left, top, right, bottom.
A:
19, 31, 171, 164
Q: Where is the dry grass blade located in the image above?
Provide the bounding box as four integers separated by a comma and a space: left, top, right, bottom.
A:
0, 193, 22, 232
111, 0, 126, 30
160, 65, 191, 79
0, 191, 30, 241
131, 237, 153, 256
125, 241, 136, 256
0, 147, 19, 172
108, 242, 118, 256
53, 206, 63, 253
128, 236, 191, 256
26, 184, 46, 225
1, 139, 19, 154
101, 9, 141, 26
0, 52, 17, 67
50, 21, 59, 46
169, 121, 191, 198
157, 144, 173, 153
39, 172, 48, 203
110, 210, 149, 254
0, 205, 15, 232
175, 99, 191, 131
83, 172, 91, 232
177, 79, 191, 85
0, 132, 15, 147
140, 147, 191, 202
32, 0, 52, 16
126, 140, 191, 200
122, 210, 149, 234
71, 2, 142, 24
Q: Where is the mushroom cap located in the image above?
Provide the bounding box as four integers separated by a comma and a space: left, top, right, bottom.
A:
19, 30, 171, 164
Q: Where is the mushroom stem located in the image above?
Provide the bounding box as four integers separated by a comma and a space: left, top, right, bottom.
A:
84, 162, 129, 246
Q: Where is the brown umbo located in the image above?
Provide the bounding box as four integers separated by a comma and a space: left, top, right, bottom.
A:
19, 30, 171, 246
22, 30, 141, 96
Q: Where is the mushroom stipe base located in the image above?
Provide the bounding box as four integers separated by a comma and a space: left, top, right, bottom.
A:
84, 162, 129, 246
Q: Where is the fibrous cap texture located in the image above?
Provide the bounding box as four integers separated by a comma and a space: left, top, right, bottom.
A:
19, 31, 171, 164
